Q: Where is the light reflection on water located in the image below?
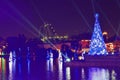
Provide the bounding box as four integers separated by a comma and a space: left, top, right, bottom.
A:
46, 58, 53, 72
0, 57, 120, 80
66, 67, 71, 80
8, 51, 16, 80
27, 59, 30, 74
111, 70, 116, 80
88, 68, 110, 80
1, 58, 6, 80
81, 68, 85, 80
58, 60, 63, 80
0, 58, 2, 79
9, 59, 16, 80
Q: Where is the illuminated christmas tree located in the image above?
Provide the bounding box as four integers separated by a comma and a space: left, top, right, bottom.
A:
88, 13, 108, 55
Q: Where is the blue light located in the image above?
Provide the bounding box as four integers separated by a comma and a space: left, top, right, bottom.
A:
88, 68, 109, 80
89, 13, 108, 55
66, 58, 71, 62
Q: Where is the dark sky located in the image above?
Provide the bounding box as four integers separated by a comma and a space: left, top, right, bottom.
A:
0, 0, 120, 38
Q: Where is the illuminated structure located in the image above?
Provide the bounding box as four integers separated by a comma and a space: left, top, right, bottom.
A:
40, 22, 56, 41
88, 13, 108, 55
40, 22, 68, 42
103, 31, 108, 42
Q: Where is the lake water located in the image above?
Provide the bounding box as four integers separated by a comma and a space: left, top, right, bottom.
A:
0, 57, 120, 80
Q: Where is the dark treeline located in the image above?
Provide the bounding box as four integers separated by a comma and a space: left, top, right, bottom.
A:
0, 33, 120, 60
0, 34, 83, 60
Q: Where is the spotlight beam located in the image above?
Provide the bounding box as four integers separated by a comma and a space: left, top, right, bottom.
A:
91, 0, 95, 14
96, 3, 118, 36
6, 0, 39, 34
116, 0, 120, 9
71, 0, 92, 32
30, 0, 45, 23
117, 23, 120, 36
115, 0, 120, 36
6, 0, 58, 49
1, 9, 38, 37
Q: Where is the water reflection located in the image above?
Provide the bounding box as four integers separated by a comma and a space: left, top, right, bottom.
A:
58, 60, 63, 80
18, 61, 22, 74
46, 58, 54, 80
45, 58, 119, 80
111, 70, 116, 80
1, 58, 7, 80
46, 58, 53, 72
8, 59, 16, 80
66, 67, 71, 80
0, 56, 120, 80
0, 58, 1, 79
8, 51, 16, 80
88, 68, 111, 80
27, 59, 31, 74
81, 68, 85, 80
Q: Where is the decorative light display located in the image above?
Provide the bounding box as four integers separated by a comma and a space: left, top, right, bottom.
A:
88, 13, 108, 55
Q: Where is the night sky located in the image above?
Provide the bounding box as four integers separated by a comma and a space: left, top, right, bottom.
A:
0, 0, 120, 38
